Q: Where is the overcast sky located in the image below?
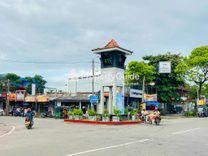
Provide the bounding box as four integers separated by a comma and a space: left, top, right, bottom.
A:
0, 0, 208, 92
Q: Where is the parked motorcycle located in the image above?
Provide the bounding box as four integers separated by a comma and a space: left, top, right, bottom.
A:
40, 111, 53, 118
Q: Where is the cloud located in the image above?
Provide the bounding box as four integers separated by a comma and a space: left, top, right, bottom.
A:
0, 0, 208, 90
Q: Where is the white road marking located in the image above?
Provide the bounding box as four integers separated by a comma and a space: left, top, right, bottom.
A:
65, 139, 150, 156
172, 128, 200, 135
0, 125, 15, 138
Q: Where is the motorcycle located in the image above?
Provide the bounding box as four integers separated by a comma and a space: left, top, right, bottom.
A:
40, 111, 53, 118
25, 117, 33, 129
147, 115, 161, 125
154, 116, 161, 125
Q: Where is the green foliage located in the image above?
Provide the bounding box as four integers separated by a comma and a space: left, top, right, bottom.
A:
184, 111, 196, 117
143, 53, 184, 104
0, 73, 47, 94
68, 111, 73, 116
88, 109, 97, 116
176, 46, 208, 99
130, 109, 138, 116
113, 108, 121, 117
5, 73, 21, 91
125, 61, 155, 84
73, 109, 83, 116
124, 108, 129, 115
33, 75, 47, 94
103, 109, 109, 117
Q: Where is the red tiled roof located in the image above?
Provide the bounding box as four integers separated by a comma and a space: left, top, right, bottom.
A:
104, 39, 119, 48
92, 39, 133, 54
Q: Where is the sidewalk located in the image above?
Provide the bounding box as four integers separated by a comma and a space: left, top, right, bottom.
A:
161, 114, 185, 119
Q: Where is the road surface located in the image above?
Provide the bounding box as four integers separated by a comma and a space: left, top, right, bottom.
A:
0, 116, 208, 156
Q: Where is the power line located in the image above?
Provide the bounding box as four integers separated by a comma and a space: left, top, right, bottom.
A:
0, 58, 99, 65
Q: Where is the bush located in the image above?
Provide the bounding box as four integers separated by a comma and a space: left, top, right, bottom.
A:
130, 109, 138, 116
124, 108, 129, 115
184, 111, 196, 117
88, 109, 96, 116
103, 109, 109, 118
68, 111, 73, 116
114, 108, 121, 117
73, 109, 83, 116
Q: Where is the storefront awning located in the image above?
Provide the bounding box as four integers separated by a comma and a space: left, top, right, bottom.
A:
25, 96, 36, 102
36, 95, 49, 103
146, 101, 159, 107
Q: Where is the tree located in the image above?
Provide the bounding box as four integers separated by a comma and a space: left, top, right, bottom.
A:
125, 61, 155, 88
33, 75, 47, 94
176, 46, 208, 100
0, 73, 47, 94
5, 73, 21, 91
143, 53, 184, 104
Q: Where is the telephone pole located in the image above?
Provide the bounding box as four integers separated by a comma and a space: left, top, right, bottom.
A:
92, 59, 95, 95
6, 79, 10, 115
142, 76, 145, 102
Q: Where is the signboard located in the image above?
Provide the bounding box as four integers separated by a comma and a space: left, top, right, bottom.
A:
116, 93, 124, 114
90, 95, 99, 104
144, 94, 157, 102
197, 99, 205, 106
31, 83, 36, 96
9, 93, 16, 101
159, 61, 171, 73
130, 89, 143, 98
36, 95, 49, 102
16, 90, 26, 101
25, 96, 36, 102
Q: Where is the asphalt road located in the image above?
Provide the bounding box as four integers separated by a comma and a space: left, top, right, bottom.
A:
0, 116, 208, 156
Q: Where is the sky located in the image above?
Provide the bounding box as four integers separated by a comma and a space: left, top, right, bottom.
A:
0, 0, 208, 92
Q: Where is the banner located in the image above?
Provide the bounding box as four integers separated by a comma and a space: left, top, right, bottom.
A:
116, 93, 125, 114
32, 83, 36, 96
16, 90, 26, 101
144, 94, 157, 102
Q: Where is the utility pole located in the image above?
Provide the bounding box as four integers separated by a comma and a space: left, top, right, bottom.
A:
92, 58, 95, 95
6, 79, 10, 115
142, 76, 145, 102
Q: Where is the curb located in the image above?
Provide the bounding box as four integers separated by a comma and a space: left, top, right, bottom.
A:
64, 119, 143, 125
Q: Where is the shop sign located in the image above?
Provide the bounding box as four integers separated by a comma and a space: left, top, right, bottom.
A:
130, 89, 143, 98
159, 61, 171, 73
36, 95, 49, 102
25, 96, 36, 102
197, 99, 205, 106
90, 95, 99, 104
9, 93, 16, 101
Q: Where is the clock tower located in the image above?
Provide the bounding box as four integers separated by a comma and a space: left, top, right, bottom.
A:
92, 39, 133, 114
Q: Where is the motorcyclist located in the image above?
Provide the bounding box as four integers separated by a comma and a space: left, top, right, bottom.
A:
141, 109, 148, 121
153, 108, 160, 116
25, 108, 34, 125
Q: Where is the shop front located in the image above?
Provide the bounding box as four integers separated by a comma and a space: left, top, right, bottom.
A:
36, 95, 50, 114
